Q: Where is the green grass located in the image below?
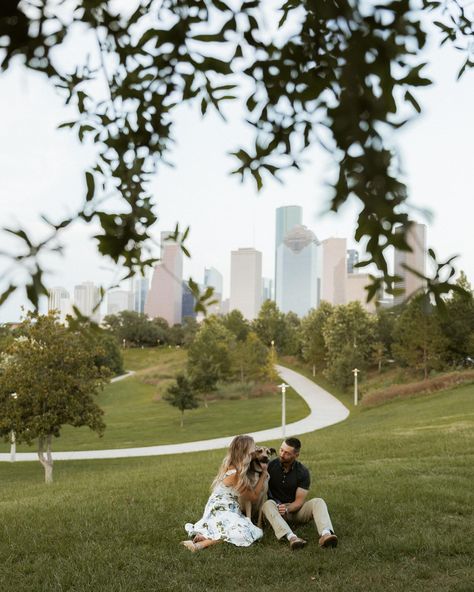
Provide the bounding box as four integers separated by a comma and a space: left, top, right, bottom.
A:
0, 383, 472, 591
0, 348, 309, 452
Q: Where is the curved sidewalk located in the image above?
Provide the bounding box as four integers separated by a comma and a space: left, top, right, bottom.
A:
0, 365, 349, 462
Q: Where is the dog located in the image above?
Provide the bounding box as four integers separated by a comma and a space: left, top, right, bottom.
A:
240, 446, 276, 527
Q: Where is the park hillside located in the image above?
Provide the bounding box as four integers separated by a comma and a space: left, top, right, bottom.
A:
0, 286, 473, 590
1, 276, 474, 476
0, 362, 472, 590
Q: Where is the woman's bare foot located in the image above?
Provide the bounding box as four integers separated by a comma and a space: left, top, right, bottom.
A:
181, 540, 202, 552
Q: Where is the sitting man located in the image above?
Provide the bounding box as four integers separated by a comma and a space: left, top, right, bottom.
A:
262, 437, 338, 550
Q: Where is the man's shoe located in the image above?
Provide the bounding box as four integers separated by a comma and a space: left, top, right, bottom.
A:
289, 536, 307, 550
319, 532, 338, 548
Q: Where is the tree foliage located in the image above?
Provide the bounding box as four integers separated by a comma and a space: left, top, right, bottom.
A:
233, 331, 271, 384
392, 295, 448, 379
163, 373, 199, 427
300, 302, 334, 375
322, 302, 376, 388
187, 317, 235, 397
1, 0, 472, 311
0, 312, 109, 482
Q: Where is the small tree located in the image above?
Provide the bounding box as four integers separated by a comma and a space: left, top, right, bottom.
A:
163, 374, 199, 427
0, 312, 109, 483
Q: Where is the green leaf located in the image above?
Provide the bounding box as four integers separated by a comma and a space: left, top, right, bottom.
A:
404, 90, 421, 113
0, 284, 17, 306
85, 172, 95, 202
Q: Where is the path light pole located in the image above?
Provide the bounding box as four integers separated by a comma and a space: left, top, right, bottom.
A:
10, 392, 18, 462
352, 368, 359, 406
278, 383, 288, 438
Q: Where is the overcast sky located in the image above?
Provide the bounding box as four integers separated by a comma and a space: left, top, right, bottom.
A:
0, 12, 473, 323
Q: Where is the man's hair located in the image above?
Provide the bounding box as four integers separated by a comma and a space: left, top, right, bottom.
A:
285, 437, 301, 452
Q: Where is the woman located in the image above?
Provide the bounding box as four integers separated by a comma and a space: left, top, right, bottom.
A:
182, 435, 268, 552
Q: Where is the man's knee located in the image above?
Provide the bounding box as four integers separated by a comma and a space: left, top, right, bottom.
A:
262, 499, 278, 515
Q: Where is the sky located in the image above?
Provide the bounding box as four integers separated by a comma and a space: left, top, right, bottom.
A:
0, 8, 473, 323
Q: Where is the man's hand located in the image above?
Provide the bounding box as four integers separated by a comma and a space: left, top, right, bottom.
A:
277, 503, 289, 516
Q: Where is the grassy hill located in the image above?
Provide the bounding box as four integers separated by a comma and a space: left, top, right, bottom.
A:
1, 381, 472, 591
0, 348, 309, 452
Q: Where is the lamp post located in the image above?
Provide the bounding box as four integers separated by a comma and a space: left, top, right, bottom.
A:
10, 392, 18, 462
352, 368, 359, 406
278, 383, 289, 437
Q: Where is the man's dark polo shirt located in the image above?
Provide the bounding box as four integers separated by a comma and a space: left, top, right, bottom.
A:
267, 458, 311, 504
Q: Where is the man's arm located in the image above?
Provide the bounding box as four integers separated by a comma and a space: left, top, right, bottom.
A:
277, 487, 309, 515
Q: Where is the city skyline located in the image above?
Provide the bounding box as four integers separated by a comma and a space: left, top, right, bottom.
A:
0, 37, 473, 322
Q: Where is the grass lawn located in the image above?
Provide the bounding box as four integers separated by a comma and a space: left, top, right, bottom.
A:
0, 383, 472, 591
0, 348, 309, 452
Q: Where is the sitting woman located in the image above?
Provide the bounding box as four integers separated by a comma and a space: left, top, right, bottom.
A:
182, 434, 268, 552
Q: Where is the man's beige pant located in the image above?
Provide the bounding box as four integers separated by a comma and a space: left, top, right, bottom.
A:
262, 498, 334, 540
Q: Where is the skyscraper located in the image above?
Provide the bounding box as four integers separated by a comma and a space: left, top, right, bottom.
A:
48, 287, 72, 323
204, 267, 223, 315
393, 222, 427, 305
145, 231, 183, 325
346, 273, 377, 313
347, 249, 359, 274
321, 238, 347, 305
275, 225, 321, 317
133, 277, 149, 314
107, 290, 133, 316
275, 205, 303, 303
262, 277, 273, 303
230, 248, 262, 320
182, 281, 197, 319
74, 281, 101, 322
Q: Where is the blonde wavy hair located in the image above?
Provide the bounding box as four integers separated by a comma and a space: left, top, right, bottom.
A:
211, 435, 255, 493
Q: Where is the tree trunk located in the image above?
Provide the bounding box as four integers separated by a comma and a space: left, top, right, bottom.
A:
180, 410, 184, 428
38, 434, 54, 484
312, 364, 316, 377
378, 359, 382, 373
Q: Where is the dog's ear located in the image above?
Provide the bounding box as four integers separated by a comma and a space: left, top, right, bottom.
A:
269, 447, 276, 456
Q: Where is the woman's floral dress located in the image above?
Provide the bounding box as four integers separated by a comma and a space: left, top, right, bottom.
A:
184, 469, 263, 546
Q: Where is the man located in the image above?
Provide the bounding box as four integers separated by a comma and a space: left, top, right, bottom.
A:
262, 437, 338, 550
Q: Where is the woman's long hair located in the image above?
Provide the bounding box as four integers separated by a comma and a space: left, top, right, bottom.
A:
211, 435, 254, 493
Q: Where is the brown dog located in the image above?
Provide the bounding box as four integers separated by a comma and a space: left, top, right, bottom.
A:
240, 446, 276, 527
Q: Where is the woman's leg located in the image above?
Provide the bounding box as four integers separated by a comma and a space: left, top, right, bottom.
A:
181, 538, 221, 552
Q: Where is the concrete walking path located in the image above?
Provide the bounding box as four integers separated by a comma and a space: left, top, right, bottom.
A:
0, 365, 349, 462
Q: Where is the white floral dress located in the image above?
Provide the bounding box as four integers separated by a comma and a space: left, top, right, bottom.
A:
184, 469, 263, 547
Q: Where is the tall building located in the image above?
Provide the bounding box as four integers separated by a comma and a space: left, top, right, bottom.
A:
393, 222, 427, 305
107, 290, 133, 316
347, 273, 377, 313
321, 238, 347, 305
48, 287, 72, 323
230, 248, 262, 320
347, 249, 359, 274
275, 206, 303, 303
182, 281, 197, 319
204, 267, 223, 315
275, 225, 321, 317
74, 281, 101, 322
145, 231, 183, 325
133, 277, 149, 314
262, 277, 273, 302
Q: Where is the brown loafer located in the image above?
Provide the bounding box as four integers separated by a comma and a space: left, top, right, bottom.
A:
289, 536, 307, 550
319, 532, 338, 548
